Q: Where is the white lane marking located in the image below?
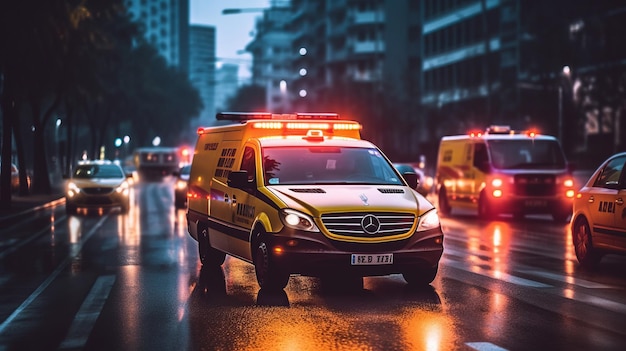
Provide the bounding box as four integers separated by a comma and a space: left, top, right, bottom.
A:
58, 275, 116, 350
443, 250, 626, 314
517, 270, 615, 289
443, 258, 553, 288
466, 342, 509, 351
0, 215, 109, 335
444, 246, 621, 290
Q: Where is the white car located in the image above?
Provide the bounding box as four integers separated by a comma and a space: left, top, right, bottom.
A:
65, 160, 131, 215
571, 152, 626, 267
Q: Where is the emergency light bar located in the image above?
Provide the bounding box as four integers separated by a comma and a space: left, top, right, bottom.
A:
216, 112, 340, 121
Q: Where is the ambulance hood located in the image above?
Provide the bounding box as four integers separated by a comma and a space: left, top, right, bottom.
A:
267, 184, 432, 216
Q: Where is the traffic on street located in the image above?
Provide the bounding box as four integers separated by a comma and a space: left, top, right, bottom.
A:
0, 172, 624, 350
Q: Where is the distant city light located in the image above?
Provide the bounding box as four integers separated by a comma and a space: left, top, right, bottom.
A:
299, 89, 307, 98
123, 135, 131, 144
299, 68, 307, 76
152, 136, 161, 146
114, 138, 122, 147
299, 47, 307, 56
279, 80, 287, 93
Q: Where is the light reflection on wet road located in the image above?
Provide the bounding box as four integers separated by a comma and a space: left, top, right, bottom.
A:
0, 178, 625, 350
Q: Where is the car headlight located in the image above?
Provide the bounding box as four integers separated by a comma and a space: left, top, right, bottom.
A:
176, 179, 187, 190
115, 181, 130, 195
279, 209, 319, 232
67, 182, 80, 197
417, 209, 440, 231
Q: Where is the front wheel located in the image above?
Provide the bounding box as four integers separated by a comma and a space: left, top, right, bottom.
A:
437, 187, 451, 216
478, 192, 494, 220
198, 227, 226, 266
254, 238, 289, 291
402, 264, 438, 286
572, 217, 602, 268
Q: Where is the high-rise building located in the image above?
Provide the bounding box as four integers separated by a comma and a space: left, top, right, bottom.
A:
245, 5, 293, 113
215, 63, 240, 112
188, 25, 216, 128
247, 0, 626, 163
125, 0, 189, 71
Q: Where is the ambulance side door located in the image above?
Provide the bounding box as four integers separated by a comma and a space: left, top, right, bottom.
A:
227, 145, 259, 261
207, 142, 240, 253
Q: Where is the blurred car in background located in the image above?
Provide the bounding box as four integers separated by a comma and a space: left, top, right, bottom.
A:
65, 160, 131, 215
571, 151, 626, 267
11, 163, 30, 193
393, 163, 433, 197
173, 164, 191, 208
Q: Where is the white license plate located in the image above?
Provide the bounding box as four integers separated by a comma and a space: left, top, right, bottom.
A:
525, 200, 547, 207
351, 253, 393, 265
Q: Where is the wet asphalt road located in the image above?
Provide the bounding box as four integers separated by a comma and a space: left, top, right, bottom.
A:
0, 175, 625, 350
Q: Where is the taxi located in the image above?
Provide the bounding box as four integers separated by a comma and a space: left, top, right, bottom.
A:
571, 152, 626, 267
65, 160, 131, 215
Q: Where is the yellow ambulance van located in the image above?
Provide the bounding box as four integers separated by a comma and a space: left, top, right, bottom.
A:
435, 125, 576, 222
186, 112, 444, 290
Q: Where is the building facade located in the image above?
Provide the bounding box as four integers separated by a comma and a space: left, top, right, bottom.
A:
125, 0, 189, 71
188, 25, 216, 129
246, 0, 626, 164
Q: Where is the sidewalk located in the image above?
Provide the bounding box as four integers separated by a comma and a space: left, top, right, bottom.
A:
0, 191, 65, 224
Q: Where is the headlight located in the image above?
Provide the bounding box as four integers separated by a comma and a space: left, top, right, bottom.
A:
417, 209, 440, 231
176, 180, 187, 190
67, 182, 80, 197
279, 209, 319, 232
115, 181, 130, 195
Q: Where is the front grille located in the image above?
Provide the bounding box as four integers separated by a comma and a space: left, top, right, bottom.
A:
82, 187, 114, 195
321, 212, 415, 238
514, 174, 556, 196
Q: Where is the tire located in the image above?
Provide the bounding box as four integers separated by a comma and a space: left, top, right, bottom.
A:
402, 264, 438, 286
254, 236, 289, 291
572, 217, 602, 268
437, 187, 451, 216
478, 192, 494, 220
66, 204, 76, 215
198, 227, 226, 266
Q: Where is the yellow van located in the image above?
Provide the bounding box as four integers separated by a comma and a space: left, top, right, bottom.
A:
435, 125, 575, 222
186, 112, 444, 290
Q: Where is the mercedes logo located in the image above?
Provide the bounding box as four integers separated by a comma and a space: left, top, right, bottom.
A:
361, 214, 381, 234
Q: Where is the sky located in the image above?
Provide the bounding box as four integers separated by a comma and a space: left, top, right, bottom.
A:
190, 0, 272, 82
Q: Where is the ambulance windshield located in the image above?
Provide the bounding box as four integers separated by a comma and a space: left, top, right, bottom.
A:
262, 146, 404, 185
487, 139, 567, 170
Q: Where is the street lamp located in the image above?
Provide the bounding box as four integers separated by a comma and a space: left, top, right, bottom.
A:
55, 118, 62, 177
558, 66, 571, 142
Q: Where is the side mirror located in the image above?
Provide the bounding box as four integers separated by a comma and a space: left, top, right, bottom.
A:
227, 170, 252, 190
402, 171, 419, 190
